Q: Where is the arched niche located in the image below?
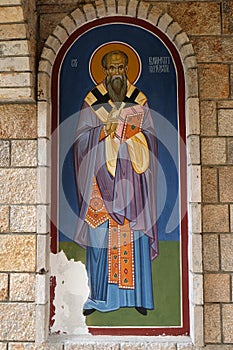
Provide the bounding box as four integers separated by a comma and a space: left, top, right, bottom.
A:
36, 1, 202, 347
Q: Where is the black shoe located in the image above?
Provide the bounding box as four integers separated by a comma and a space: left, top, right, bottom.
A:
135, 307, 147, 316
83, 308, 96, 316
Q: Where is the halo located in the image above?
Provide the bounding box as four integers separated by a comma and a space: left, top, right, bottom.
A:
89, 41, 141, 85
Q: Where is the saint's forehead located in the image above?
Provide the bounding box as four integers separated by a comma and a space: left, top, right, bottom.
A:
106, 53, 126, 66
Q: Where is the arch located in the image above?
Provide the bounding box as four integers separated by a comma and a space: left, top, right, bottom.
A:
37, 1, 202, 347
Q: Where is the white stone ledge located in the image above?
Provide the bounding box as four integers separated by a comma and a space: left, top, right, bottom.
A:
36, 233, 50, 275
187, 135, 200, 165
38, 101, 51, 138
189, 233, 202, 273
48, 335, 193, 348
186, 98, 200, 136
37, 167, 50, 205
38, 138, 50, 167
188, 203, 202, 234
36, 273, 49, 305
35, 303, 49, 343
187, 165, 201, 203
37, 205, 50, 235
189, 272, 203, 305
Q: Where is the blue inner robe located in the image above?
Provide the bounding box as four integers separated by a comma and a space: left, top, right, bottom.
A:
84, 221, 154, 312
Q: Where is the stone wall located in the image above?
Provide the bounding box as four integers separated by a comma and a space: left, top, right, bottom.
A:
0, 0, 233, 349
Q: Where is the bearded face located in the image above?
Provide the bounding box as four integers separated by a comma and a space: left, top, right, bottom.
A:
106, 73, 127, 103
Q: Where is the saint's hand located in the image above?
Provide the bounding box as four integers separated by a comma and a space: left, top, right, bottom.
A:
105, 122, 118, 135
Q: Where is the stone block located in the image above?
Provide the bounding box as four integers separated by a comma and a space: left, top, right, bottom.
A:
0, 72, 31, 87
38, 60, 52, 76
0, 40, 28, 57
11, 140, 37, 167
0, 24, 26, 40
157, 13, 173, 33
199, 64, 229, 99
0, 344, 7, 350
204, 273, 230, 302
61, 15, 76, 35
188, 202, 201, 233
0, 303, 35, 341
38, 138, 50, 167
200, 101, 217, 136
191, 304, 204, 347
147, 6, 162, 27
187, 135, 200, 165
186, 98, 200, 136
203, 204, 229, 232
35, 303, 49, 343
0, 104, 36, 139
192, 37, 233, 63
169, 2, 220, 35
227, 138, 233, 163
37, 101, 51, 138
190, 233, 202, 273
8, 344, 35, 350
71, 8, 86, 27
166, 22, 182, 42
220, 234, 233, 271
222, 0, 233, 34
65, 345, 94, 350
0, 6, 24, 23
218, 109, 233, 136
231, 205, 233, 232
38, 72, 50, 101
0, 273, 8, 301
53, 25, 69, 44
219, 167, 233, 202
35, 274, 49, 305
0, 57, 30, 72
117, 0, 127, 16
45, 35, 61, 55
190, 273, 203, 305
0, 206, 9, 232
94, 344, 120, 350
184, 55, 197, 70
0, 235, 36, 272
204, 304, 221, 343
180, 44, 195, 62
10, 206, 36, 233
37, 167, 50, 204
10, 273, 35, 301
0, 140, 9, 167
188, 165, 201, 202
40, 47, 56, 65
0, 87, 32, 101
37, 234, 50, 273
0, 169, 37, 204
203, 234, 219, 272
95, 0, 107, 18
201, 138, 226, 165
222, 304, 233, 343
37, 205, 49, 234
1, 0, 21, 4
137, 1, 150, 19
186, 68, 198, 98
202, 167, 218, 203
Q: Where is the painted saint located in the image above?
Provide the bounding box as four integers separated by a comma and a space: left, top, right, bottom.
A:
73, 47, 158, 316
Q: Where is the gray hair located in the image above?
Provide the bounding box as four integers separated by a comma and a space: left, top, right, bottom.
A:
101, 50, 128, 69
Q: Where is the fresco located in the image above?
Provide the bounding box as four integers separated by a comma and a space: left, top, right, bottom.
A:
51, 17, 188, 335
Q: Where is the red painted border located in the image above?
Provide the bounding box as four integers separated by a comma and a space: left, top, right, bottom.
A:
51, 16, 189, 336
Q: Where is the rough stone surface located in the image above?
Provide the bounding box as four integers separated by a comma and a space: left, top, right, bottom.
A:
203, 204, 229, 232
222, 0, 233, 35
0, 141, 10, 167
0, 6, 24, 23
10, 205, 36, 232
200, 101, 217, 136
0, 235, 36, 272
0, 104, 37, 139
0, 303, 35, 341
0, 273, 8, 301
201, 138, 226, 165
9, 273, 35, 301
0, 24, 26, 40
204, 273, 230, 302
220, 234, 233, 271
0, 206, 9, 233
203, 234, 219, 272
199, 64, 229, 99
204, 304, 221, 343
0, 169, 37, 204
227, 138, 233, 164
202, 167, 218, 203
222, 304, 233, 343
11, 140, 37, 167
218, 109, 233, 136
169, 2, 221, 35
219, 167, 233, 202
192, 37, 233, 63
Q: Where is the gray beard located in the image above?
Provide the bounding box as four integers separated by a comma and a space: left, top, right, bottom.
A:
106, 74, 127, 103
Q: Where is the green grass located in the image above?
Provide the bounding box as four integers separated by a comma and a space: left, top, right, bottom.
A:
59, 240, 180, 327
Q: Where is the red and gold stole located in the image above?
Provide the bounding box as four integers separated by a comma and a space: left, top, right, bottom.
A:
85, 178, 134, 289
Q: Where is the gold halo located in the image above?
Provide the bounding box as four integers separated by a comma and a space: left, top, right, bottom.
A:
89, 41, 141, 85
